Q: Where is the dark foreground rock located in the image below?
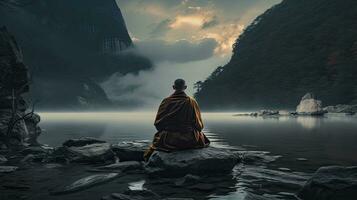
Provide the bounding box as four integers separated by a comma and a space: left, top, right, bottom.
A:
51, 137, 115, 163
112, 140, 149, 162
92, 161, 143, 172
0, 165, 18, 173
52, 173, 119, 195
0, 27, 42, 148
145, 147, 240, 176
298, 166, 357, 200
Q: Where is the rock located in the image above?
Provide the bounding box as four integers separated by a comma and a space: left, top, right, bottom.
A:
278, 110, 292, 115
145, 147, 239, 176
296, 93, 326, 115
110, 193, 139, 200
55, 137, 115, 163
298, 166, 357, 200
240, 151, 281, 164
258, 110, 279, 116
112, 141, 150, 162
24, 113, 42, 145
0, 154, 7, 163
63, 137, 106, 147
0, 27, 43, 148
52, 173, 119, 195
94, 161, 143, 172
20, 154, 35, 163
175, 174, 201, 186
188, 183, 215, 191
324, 104, 357, 114
0, 165, 18, 173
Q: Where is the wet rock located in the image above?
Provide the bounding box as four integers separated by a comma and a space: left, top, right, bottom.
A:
20, 154, 35, 163
240, 151, 281, 164
189, 183, 215, 191
0, 154, 7, 163
110, 193, 139, 200
53, 138, 115, 163
298, 166, 357, 200
258, 110, 279, 116
112, 141, 149, 162
175, 174, 201, 186
296, 93, 326, 115
107, 188, 161, 200
94, 161, 143, 172
324, 104, 357, 114
52, 173, 119, 195
162, 198, 194, 200
0, 165, 18, 173
63, 137, 106, 147
145, 147, 239, 176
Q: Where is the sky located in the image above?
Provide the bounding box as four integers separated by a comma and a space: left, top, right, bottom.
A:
104, 0, 281, 109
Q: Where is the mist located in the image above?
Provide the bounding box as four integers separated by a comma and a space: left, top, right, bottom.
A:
101, 54, 229, 110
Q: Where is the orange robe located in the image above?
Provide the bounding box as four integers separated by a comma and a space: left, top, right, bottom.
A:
144, 91, 210, 160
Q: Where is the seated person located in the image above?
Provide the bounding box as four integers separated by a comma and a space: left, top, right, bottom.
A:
144, 79, 210, 160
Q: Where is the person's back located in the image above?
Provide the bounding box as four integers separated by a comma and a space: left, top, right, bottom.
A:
144, 79, 210, 160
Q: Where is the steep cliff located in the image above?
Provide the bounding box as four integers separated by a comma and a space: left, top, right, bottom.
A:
195, 0, 357, 110
0, 27, 41, 147
0, 0, 152, 109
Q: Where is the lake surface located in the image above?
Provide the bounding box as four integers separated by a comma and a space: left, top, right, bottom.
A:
36, 112, 357, 199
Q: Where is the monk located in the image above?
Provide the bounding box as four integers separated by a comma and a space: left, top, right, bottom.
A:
144, 79, 210, 161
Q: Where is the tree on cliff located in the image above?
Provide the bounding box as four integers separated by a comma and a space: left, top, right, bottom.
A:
195, 0, 357, 110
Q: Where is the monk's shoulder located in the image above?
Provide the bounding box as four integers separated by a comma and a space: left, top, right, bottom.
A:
187, 96, 198, 104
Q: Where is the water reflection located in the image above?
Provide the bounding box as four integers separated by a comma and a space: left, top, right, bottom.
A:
296, 116, 322, 129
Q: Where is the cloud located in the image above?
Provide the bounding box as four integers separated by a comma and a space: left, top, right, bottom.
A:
150, 18, 172, 38
101, 55, 228, 109
201, 16, 219, 29
133, 38, 218, 63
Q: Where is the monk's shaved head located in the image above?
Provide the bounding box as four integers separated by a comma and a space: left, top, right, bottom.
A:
173, 78, 187, 91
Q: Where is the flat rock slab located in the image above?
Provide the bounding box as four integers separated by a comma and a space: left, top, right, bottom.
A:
53, 137, 115, 163
0, 166, 18, 173
145, 147, 239, 176
298, 166, 357, 200
94, 161, 143, 172
0, 154, 7, 163
52, 173, 119, 195
112, 141, 150, 162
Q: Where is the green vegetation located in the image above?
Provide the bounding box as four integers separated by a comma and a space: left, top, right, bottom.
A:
195, 0, 357, 110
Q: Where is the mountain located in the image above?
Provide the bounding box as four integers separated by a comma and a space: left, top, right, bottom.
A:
0, 0, 152, 109
195, 0, 357, 110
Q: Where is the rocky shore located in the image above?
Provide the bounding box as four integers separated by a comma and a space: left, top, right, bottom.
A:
235, 93, 357, 117
0, 136, 356, 200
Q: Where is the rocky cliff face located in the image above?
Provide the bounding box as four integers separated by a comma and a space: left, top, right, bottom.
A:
0, 0, 152, 109
0, 27, 41, 148
195, 0, 357, 110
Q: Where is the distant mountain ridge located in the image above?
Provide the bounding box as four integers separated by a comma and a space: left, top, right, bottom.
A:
0, 0, 152, 109
195, 0, 357, 110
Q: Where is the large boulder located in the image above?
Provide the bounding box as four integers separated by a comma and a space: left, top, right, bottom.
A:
296, 93, 326, 115
52, 137, 115, 163
298, 166, 357, 200
145, 147, 240, 176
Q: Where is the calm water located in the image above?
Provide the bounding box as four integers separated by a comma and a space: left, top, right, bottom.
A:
37, 112, 357, 199
38, 112, 357, 170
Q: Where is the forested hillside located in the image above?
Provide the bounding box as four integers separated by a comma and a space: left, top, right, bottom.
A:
195, 0, 357, 110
